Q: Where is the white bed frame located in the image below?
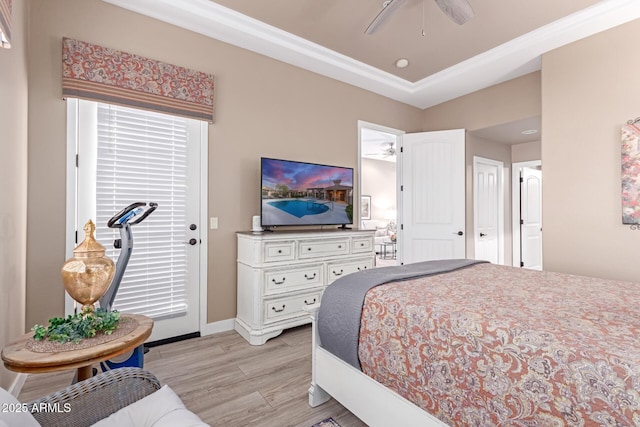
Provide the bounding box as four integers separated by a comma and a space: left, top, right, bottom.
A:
306, 304, 447, 427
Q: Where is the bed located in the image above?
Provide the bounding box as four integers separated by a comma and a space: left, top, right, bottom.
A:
307, 260, 640, 426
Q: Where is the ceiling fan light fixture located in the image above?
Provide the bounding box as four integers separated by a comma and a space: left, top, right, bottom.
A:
395, 58, 409, 68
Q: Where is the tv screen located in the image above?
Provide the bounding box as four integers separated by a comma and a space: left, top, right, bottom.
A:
261, 157, 354, 228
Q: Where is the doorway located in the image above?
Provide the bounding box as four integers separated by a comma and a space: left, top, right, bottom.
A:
512, 161, 543, 270
358, 123, 467, 266
66, 99, 208, 342
473, 156, 505, 264
358, 121, 403, 266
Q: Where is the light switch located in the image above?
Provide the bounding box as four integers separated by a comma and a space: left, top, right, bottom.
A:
210, 217, 218, 229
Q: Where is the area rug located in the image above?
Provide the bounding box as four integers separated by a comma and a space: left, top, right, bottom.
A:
311, 417, 341, 427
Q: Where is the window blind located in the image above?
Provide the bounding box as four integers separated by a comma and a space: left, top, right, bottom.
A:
0, 0, 11, 49
95, 103, 189, 320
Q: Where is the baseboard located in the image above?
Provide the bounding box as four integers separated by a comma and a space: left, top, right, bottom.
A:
145, 332, 201, 348
200, 318, 235, 336
6, 373, 28, 397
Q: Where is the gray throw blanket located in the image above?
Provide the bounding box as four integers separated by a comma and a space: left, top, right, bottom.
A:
317, 259, 487, 370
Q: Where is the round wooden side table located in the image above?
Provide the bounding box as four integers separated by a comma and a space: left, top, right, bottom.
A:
1, 314, 153, 382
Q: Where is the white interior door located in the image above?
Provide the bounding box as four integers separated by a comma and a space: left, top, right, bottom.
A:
72, 100, 203, 342
521, 167, 543, 270
399, 129, 466, 264
473, 157, 504, 264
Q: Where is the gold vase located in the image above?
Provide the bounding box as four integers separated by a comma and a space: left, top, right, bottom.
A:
61, 220, 115, 312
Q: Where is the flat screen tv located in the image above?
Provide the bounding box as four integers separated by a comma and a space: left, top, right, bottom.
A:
261, 157, 354, 229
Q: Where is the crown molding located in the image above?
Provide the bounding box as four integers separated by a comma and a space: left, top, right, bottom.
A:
102, 0, 640, 109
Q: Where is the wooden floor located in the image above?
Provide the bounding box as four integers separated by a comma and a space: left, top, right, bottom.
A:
18, 325, 367, 427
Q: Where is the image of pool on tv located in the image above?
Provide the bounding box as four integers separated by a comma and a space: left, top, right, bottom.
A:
261, 158, 354, 227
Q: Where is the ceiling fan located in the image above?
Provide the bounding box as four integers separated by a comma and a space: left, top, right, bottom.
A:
366, 142, 396, 158
365, 0, 474, 35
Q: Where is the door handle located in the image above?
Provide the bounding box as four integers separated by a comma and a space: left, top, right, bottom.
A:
480, 233, 487, 237
453, 231, 464, 236
186, 238, 198, 245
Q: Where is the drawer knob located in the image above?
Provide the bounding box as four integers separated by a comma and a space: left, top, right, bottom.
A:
357, 266, 367, 271
360, 243, 364, 247
272, 304, 286, 313
304, 273, 317, 280
307, 247, 312, 251
332, 269, 344, 277
272, 278, 286, 285
278, 249, 282, 254
338, 245, 342, 249
304, 298, 317, 305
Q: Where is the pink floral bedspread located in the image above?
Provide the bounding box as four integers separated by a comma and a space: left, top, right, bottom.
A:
358, 263, 640, 426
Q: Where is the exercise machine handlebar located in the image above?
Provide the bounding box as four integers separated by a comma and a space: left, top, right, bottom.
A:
108, 202, 158, 228
100, 202, 157, 312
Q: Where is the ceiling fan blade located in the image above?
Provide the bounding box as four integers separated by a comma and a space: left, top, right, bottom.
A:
365, 0, 409, 35
433, 0, 474, 25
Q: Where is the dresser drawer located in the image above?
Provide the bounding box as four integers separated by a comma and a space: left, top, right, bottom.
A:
264, 264, 323, 295
352, 236, 374, 253
263, 241, 295, 263
264, 291, 321, 324
299, 238, 350, 259
327, 258, 374, 284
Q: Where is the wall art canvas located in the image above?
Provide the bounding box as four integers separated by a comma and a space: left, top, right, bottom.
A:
361, 195, 371, 220
622, 123, 640, 224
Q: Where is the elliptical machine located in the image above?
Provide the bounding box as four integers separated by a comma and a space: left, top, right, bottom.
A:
97, 202, 157, 372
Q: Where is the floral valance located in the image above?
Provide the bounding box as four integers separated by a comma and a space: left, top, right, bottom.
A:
0, 0, 12, 48
62, 37, 214, 122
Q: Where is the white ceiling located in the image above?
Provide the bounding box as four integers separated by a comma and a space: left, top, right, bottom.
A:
470, 116, 542, 145
102, 0, 640, 145
361, 128, 399, 162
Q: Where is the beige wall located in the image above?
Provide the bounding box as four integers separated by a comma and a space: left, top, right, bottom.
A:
422, 72, 541, 133
0, 0, 28, 388
25, 0, 424, 328
541, 19, 640, 281
422, 72, 541, 264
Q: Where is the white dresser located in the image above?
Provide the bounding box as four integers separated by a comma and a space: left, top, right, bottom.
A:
235, 229, 376, 345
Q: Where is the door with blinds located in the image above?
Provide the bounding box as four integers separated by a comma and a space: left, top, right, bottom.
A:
74, 100, 202, 342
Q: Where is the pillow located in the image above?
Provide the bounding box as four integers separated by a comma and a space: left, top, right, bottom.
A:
0, 387, 41, 427
91, 384, 207, 427
374, 227, 388, 237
